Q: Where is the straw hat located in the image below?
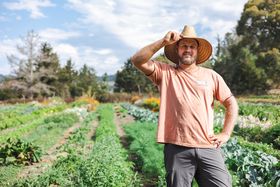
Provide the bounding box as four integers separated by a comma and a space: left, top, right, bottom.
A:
164, 25, 212, 64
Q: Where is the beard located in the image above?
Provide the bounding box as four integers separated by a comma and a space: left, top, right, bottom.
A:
179, 53, 197, 65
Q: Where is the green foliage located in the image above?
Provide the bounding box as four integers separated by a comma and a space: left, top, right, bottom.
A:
56, 59, 78, 98
114, 58, 157, 94
124, 121, 166, 186
213, 0, 280, 94
223, 138, 279, 186
237, 0, 279, 52
13, 112, 97, 187
0, 104, 67, 130
79, 136, 138, 187
237, 136, 280, 160
69, 104, 139, 187
122, 103, 158, 123
43, 112, 79, 126
0, 110, 68, 145
0, 88, 21, 100
34, 42, 60, 97
13, 153, 85, 187
0, 138, 42, 165
238, 102, 280, 123
0, 165, 23, 187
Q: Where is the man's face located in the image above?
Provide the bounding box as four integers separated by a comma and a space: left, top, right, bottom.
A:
177, 39, 198, 65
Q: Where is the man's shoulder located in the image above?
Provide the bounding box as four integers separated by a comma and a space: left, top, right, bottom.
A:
153, 60, 177, 69
199, 66, 218, 75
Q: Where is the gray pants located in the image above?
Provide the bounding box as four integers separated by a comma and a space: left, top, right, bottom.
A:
164, 144, 232, 187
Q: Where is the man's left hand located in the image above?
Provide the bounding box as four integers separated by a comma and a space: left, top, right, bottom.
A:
209, 133, 230, 148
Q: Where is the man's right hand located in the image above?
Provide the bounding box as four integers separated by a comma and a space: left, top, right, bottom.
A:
131, 31, 181, 75
163, 31, 182, 46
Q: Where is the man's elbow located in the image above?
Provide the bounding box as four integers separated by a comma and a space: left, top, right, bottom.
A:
224, 96, 239, 115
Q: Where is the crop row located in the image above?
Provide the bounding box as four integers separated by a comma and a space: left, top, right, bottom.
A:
0, 103, 67, 130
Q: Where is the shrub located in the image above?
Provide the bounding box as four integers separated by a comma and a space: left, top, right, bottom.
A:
143, 97, 160, 112
75, 96, 99, 111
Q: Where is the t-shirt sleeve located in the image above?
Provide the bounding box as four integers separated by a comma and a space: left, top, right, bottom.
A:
214, 73, 233, 103
146, 60, 164, 86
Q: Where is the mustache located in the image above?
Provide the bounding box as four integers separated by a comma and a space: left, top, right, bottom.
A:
183, 52, 191, 56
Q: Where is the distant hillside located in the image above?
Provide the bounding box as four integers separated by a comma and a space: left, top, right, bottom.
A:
97, 74, 116, 82
97, 74, 116, 92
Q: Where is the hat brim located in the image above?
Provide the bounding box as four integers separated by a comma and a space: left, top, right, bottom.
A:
164, 37, 212, 64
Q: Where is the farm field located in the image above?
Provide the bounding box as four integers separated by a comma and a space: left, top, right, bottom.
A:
0, 96, 279, 187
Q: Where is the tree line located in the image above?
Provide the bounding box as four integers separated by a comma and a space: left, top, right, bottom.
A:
0, 31, 109, 100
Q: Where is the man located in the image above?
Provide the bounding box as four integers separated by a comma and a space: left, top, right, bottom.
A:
131, 25, 238, 187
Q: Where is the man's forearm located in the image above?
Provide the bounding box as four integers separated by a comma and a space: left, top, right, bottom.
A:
131, 38, 166, 66
222, 96, 238, 136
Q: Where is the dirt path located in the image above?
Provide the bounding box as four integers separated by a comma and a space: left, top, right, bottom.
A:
113, 105, 135, 148
84, 120, 98, 154
17, 121, 82, 179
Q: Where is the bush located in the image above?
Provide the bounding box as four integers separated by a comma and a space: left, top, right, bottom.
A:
75, 96, 99, 111
143, 97, 160, 112
96, 92, 141, 103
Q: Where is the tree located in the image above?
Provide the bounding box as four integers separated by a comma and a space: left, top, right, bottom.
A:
76, 64, 99, 97
213, 0, 280, 94
7, 30, 41, 98
114, 58, 157, 94
57, 59, 78, 98
236, 0, 280, 89
34, 42, 60, 97
237, 0, 280, 52
95, 73, 110, 102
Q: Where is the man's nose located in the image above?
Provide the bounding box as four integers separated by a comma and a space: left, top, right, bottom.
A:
185, 46, 192, 51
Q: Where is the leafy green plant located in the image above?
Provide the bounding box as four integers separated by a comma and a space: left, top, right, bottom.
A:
0, 138, 42, 165
124, 121, 166, 186
122, 103, 158, 123
223, 138, 279, 186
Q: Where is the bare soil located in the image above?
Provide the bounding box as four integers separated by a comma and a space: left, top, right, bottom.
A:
113, 105, 135, 148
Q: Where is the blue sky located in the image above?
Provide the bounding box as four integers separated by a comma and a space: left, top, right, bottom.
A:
0, 0, 247, 76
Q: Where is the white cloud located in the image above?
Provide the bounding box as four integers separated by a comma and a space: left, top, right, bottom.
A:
92, 49, 112, 55
76, 46, 121, 75
3, 0, 55, 19
0, 38, 25, 75
53, 43, 80, 63
68, 0, 247, 50
39, 28, 81, 42
51, 43, 120, 75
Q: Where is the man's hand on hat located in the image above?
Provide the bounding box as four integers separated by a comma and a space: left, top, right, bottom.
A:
163, 31, 181, 46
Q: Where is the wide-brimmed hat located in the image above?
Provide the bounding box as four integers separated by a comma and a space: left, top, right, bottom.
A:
164, 25, 212, 64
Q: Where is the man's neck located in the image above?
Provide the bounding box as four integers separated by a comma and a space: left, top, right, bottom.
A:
179, 62, 199, 73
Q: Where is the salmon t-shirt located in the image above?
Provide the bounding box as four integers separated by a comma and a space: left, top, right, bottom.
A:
147, 61, 233, 148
